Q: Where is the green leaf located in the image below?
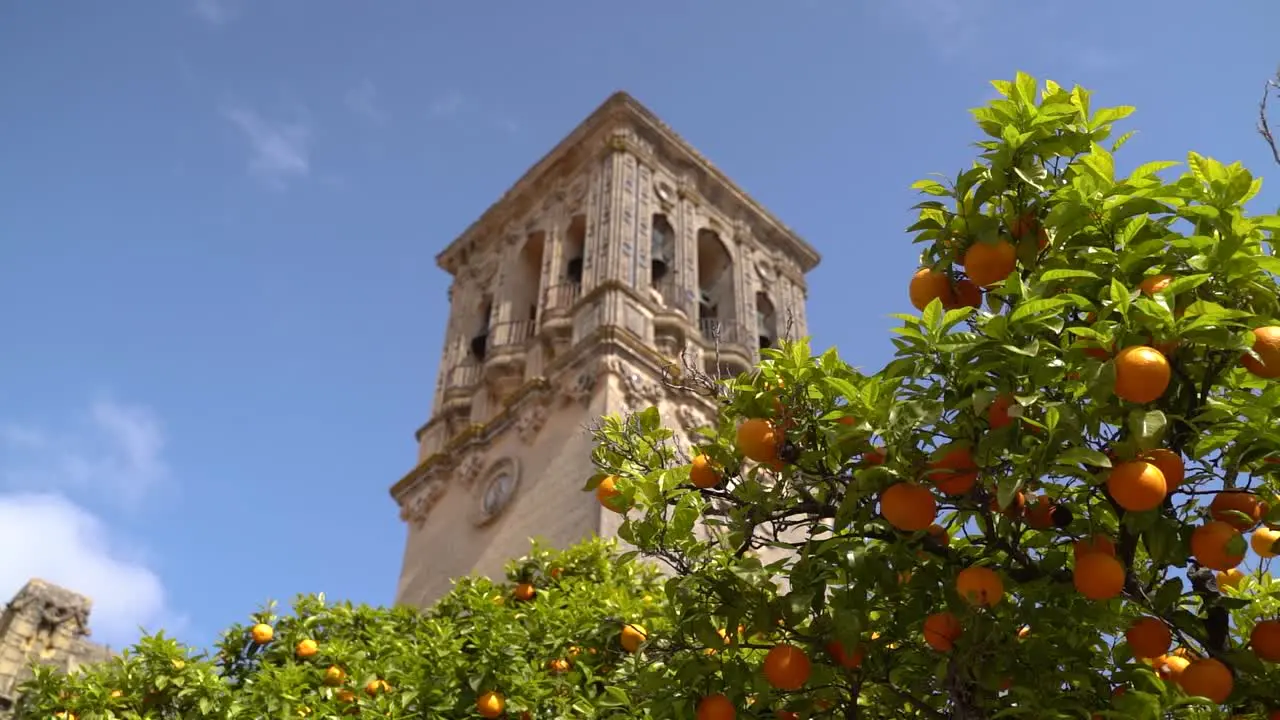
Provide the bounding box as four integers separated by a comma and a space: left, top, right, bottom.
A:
1014, 71, 1037, 110
1128, 409, 1168, 449
1009, 297, 1071, 324
1055, 447, 1113, 469
911, 179, 951, 197
1081, 143, 1115, 185
1039, 269, 1100, 282
1092, 105, 1135, 128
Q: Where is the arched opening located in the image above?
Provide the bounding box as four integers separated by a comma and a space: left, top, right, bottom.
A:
650, 214, 674, 288
756, 292, 778, 349
696, 229, 734, 337
515, 231, 545, 327
470, 295, 493, 362
564, 215, 586, 285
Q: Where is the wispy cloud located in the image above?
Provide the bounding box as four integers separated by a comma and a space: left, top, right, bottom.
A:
0, 398, 168, 509
222, 105, 313, 190
429, 92, 465, 118
0, 398, 182, 647
345, 80, 386, 125
192, 0, 239, 26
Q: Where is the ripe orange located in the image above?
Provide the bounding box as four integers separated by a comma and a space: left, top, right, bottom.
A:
336, 690, 355, 704
1106, 460, 1167, 512
1242, 326, 1280, 378
1252, 619, 1280, 662
295, 639, 318, 658
1252, 526, 1280, 558
1113, 346, 1172, 403
880, 482, 938, 532
620, 624, 647, 653
862, 446, 886, 465
250, 623, 273, 645
923, 611, 962, 652
925, 446, 979, 496
987, 394, 1015, 429
1074, 553, 1125, 600
1139, 274, 1174, 296
990, 490, 1025, 517
1008, 211, 1037, 240
323, 666, 346, 686
476, 691, 505, 719
1190, 521, 1245, 570
1217, 568, 1245, 589
696, 694, 736, 720
1178, 658, 1233, 703
736, 419, 780, 464
596, 475, 628, 513
548, 658, 571, 674
762, 644, 811, 691
1209, 490, 1264, 530
1024, 495, 1055, 530
364, 679, 391, 696
951, 278, 983, 309
1073, 534, 1117, 559
909, 268, 956, 311
1139, 449, 1185, 490
955, 566, 1004, 607
1154, 654, 1189, 682
1126, 617, 1172, 660
1017, 625, 1031, 640
826, 640, 864, 669
926, 523, 950, 546
690, 454, 722, 489
964, 239, 1017, 287
514, 582, 536, 601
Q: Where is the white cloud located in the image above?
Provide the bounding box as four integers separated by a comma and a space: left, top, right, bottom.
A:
0, 399, 180, 648
345, 80, 386, 125
223, 105, 313, 190
0, 494, 176, 648
0, 399, 168, 508
192, 0, 239, 25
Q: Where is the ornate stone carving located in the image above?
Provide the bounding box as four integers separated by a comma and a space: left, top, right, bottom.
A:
456, 453, 485, 488
475, 458, 521, 527
675, 405, 710, 435
619, 364, 664, 415
399, 477, 447, 529
561, 364, 599, 407
515, 401, 548, 444
7, 580, 92, 640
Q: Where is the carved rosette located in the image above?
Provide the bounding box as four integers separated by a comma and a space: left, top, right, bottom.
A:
515, 402, 548, 445
619, 364, 664, 416
399, 477, 447, 529
561, 365, 599, 407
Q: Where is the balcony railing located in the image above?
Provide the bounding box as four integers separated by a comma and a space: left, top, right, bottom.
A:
543, 282, 581, 314
445, 360, 479, 390
489, 319, 535, 349
697, 318, 754, 349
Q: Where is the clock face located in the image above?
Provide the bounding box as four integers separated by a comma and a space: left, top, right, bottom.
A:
654, 182, 674, 203
482, 472, 516, 518
755, 260, 774, 280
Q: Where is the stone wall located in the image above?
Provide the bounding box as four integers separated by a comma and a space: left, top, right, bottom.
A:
0, 580, 112, 718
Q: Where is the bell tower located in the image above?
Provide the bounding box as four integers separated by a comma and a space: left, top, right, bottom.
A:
391, 92, 821, 607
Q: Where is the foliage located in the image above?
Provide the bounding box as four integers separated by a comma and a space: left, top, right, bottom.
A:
586, 72, 1280, 719
14, 537, 668, 719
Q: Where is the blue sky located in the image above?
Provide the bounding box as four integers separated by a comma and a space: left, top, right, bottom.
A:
1, 1, 1277, 652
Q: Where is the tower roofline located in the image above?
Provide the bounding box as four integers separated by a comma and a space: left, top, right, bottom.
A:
434, 91, 821, 276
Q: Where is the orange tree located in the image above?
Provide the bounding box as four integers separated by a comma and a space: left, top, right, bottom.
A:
586, 73, 1280, 720
13, 537, 670, 719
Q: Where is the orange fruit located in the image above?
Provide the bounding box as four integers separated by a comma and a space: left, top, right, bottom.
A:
1190, 521, 1245, 571
880, 482, 938, 532
762, 644, 811, 691
926, 523, 950, 546
1073, 534, 1117, 559
1113, 346, 1172, 403
964, 239, 1017, 287
596, 475, 628, 513
295, 639, 318, 658
1074, 553, 1125, 600
476, 691, 505, 719
909, 268, 956, 311
696, 694, 736, 720
514, 582, 536, 601
323, 666, 346, 686
1242, 326, 1280, 378
925, 446, 979, 496
1140, 448, 1185, 490
364, 679, 391, 695
1252, 619, 1280, 662
690, 454, 722, 489
1178, 658, 1233, 703
736, 419, 780, 464
990, 490, 1025, 517
1209, 490, 1264, 530
1252, 526, 1280, 558
1139, 274, 1174, 296
862, 446, 886, 465
548, 658, 570, 674
923, 611, 962, 652
1126, 617, 1172, 660
1024, 495, 1055, 529
250, 623, 273, 645
1008, 211, 1037, 240
1154, 654, 1189, 681
955, 566, 1004, 607
987, 394, 1015, 429
620, 624, 647, 653
1217, 568, 1244, 589
1017, 625, 1031, 640
952, 278, 983, 309
336, 690, 355, 704
826, 640, 864, 669
1106, 460, 1167, 512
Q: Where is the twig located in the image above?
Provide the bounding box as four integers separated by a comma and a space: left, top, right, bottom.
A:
1260, 67, 1280, 166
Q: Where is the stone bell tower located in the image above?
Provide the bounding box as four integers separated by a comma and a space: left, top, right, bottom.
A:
390, 91, 822, 607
